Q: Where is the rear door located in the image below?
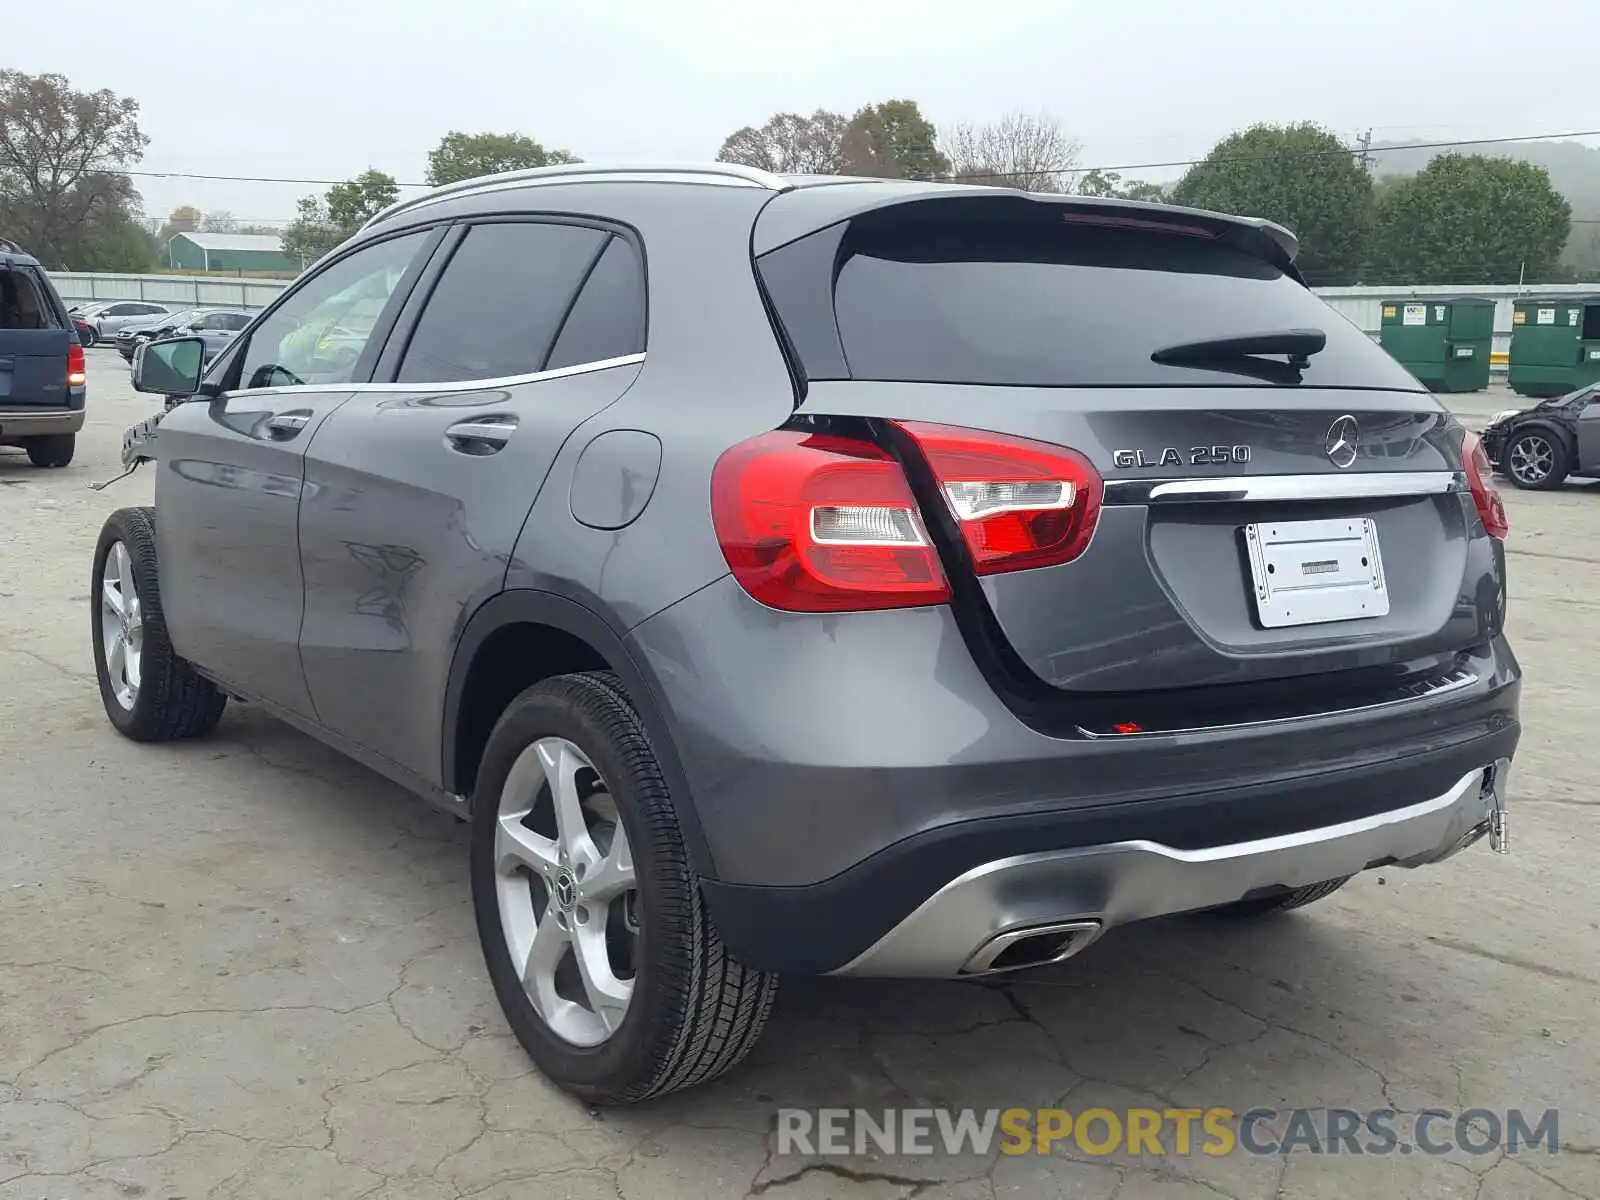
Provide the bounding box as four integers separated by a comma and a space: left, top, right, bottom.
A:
154, 228, 441, 715
296, 218, 646, 781
0, 265, 72, 408
755, 194, 1499, 724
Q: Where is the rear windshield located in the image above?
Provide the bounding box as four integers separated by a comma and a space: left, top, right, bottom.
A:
757, 198, 1418, 391
0, 268, 62, 330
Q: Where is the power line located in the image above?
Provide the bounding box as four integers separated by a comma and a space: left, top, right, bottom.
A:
108, 128, 1600, 191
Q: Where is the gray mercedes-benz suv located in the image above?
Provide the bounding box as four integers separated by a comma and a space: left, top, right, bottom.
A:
97, 163, 1519, 1104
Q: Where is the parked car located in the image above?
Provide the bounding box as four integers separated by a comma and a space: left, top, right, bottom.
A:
164, 308, 253, 363
100, 164, 1520, 1105
71, 314, 98, 347
0, 236, 84, 467
87, 300, 171, 341
1480, 383, 1600, 490
116, 308, 206, 361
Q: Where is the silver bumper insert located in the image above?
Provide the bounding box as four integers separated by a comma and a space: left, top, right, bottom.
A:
835, 761, 1511, 978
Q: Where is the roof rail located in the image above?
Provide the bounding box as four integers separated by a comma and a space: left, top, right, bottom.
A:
364, 162, 792, 230
0, 236, 26, 255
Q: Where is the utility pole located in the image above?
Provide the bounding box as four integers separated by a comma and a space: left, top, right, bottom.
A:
1356, 128, 1373, 172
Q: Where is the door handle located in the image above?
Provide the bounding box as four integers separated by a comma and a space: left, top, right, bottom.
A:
264, 411, 311, 439
446, 416, 517, 455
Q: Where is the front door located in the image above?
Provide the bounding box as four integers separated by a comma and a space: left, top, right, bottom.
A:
156, 227, 441, 716
296, 220, 648, 783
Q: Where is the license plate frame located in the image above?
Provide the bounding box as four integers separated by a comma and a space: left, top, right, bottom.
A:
1243, 517, 1389, 629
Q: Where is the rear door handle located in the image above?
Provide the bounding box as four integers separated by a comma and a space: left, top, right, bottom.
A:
446, 415, 517, 455
264, 411, 312, 439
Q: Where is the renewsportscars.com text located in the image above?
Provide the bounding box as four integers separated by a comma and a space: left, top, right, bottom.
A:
777, 1107, 1561, 1158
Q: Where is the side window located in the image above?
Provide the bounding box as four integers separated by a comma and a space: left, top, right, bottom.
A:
235, 231, 428, 390
221, 313, 252, 331
107, 303, 138, 316
396, 222, 607, 384
141, 304, 167, 315
545, 236, 646, 371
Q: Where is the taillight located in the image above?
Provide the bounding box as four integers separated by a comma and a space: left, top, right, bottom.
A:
1462, 431, 1508, 540
711, 431, 951, 612
67, 342, 86, 387
893, 422, 1104, 574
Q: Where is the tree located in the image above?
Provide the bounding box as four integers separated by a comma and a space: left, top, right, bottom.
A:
156, 203, 202, 246
840, 100, 949, 181
1171, 123, 1372, 279
425, 131, 579, 187
945, 110, 1078, 192
717, 110, 848, 175
200, 209, 238, 233
1369, 154, 1572, 285
0, 70, 150, 268
282, 169, 399, 266
1074, 169, 1168, 203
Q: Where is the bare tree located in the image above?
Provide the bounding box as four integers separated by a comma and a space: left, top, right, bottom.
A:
944, 110, 1080, 193
717, 111, 848, 176
200, 209, 238, 233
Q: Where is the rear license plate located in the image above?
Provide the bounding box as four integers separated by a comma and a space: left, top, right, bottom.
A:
1244, 517, 1388, 628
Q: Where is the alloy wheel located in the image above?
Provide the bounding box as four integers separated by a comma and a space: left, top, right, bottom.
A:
100, 541, 143, 710
494, 736, 639, 1047
1508, 434, 1555, 486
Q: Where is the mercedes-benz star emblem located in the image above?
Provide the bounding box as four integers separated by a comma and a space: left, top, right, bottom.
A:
1325, 415, 1360, 469
554, 869, 577, 910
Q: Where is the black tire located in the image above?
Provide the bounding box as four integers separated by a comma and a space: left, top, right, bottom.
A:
25, 434, 75, 468
91, 506, 228, 742
1502, 427, 1570, 491
470, 671, 777, 1104
1207, 876, 1352, 919
81, 327, 97, 347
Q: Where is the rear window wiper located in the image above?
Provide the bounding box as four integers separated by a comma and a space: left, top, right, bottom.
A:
1151, 328, 1327, 370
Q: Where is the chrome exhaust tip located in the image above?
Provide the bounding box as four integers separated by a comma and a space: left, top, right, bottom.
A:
960, 920, 1103, 977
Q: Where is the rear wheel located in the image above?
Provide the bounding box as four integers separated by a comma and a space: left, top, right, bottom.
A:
25, 434, 74, 468
1207, 876, 1351, 919
91, 507, 228, 741
1503, 428, 1569, 490
470, 671, 777, 1104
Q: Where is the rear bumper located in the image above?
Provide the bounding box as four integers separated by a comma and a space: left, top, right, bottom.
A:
829, 759, 1509, 977
0, 407, 86, 441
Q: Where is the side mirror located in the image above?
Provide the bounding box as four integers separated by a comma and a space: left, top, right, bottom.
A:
132, 336, 205, 397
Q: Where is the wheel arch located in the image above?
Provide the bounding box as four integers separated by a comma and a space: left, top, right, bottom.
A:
443, 589, 718, 878
1507, 417, 1577, 461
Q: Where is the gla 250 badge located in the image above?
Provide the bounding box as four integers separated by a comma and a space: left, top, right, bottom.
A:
1112, 445, 1253, 469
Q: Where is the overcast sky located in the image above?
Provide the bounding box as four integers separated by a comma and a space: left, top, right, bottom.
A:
7, 0, 1595, 225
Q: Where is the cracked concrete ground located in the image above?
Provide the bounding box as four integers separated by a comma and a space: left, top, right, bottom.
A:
1, 357, 1595, 1199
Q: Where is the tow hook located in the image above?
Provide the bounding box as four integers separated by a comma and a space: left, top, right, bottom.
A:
1486, 758, 1511, 855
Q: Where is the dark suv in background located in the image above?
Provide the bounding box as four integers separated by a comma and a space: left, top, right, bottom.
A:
100, 164, 1519, 1104
0, 238, 85, 467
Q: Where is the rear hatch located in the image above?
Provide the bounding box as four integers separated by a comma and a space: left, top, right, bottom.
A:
0, 263, 72, 408
754, 192, 1504, 731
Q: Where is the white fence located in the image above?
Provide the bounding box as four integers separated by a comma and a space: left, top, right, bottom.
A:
52, 271, 291, 312
48, 272, 1596, 362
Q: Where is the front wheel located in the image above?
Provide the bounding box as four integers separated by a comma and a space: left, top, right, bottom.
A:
91, 507, 228, 741
1503, 428, 1570, 490
470, 671, 777, 1104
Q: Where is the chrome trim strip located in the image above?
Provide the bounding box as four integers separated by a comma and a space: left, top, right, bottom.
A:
1103, 470, 1461, 505
211, 353, 645, 399
1077, 667, 1479, 739
366, 163, 790, 229
833, 764, 1500, 977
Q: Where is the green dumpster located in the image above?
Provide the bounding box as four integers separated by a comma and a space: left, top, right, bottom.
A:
1508, 295, 1600, 398
1378, 297, 1495, 392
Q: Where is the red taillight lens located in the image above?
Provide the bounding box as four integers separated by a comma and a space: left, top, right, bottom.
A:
67, 342, 86, 387
1462, 431, 1508, 540
711, 431, 951, 612
893, 422, 1104, 574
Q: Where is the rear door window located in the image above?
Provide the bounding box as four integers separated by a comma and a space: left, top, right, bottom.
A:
758, 197, 1417, 390
395, 221, 609, 384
